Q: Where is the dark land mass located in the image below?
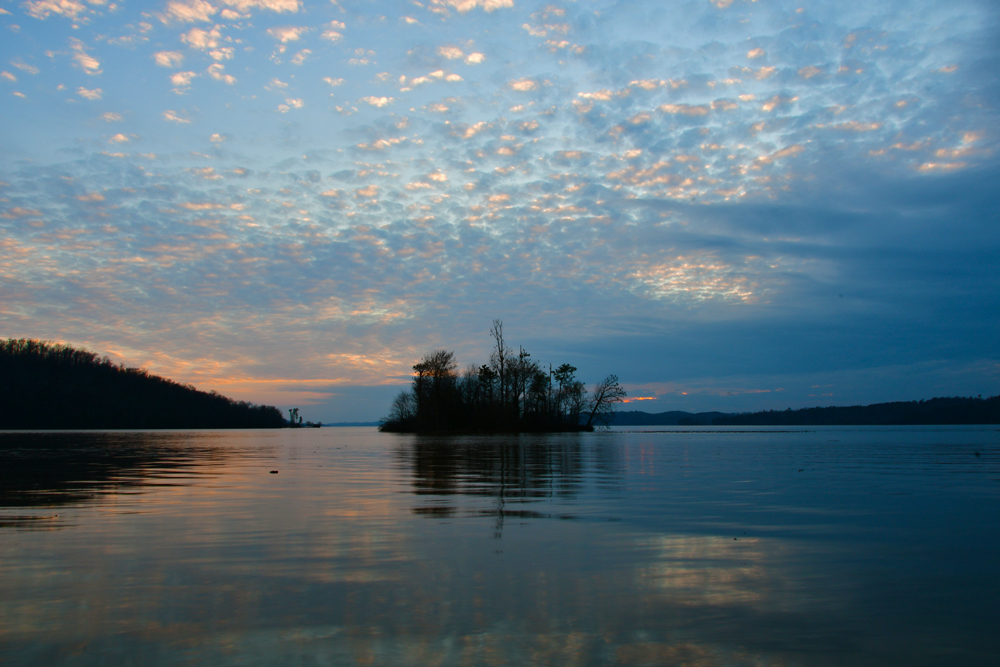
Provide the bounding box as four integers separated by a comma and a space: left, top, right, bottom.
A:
380, 321, 625, 434
1, 339, 287, 429
711, 395, 1000, 425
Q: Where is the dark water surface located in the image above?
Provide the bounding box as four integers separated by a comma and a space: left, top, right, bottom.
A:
1, 426, 998, 666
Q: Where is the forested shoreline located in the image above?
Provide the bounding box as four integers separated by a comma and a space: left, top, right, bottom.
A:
379, 320, 626, 433
711, 395, 1000, 425
0, 339, 287, 429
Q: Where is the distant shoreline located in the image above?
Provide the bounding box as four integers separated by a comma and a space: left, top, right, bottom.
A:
323, 422, 381, 427
334, 395, 1000, 430
609, 395, 999, 426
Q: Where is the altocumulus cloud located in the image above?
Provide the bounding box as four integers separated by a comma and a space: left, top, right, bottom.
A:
0, 0, 998, 421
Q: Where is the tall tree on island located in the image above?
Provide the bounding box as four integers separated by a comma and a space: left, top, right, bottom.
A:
489, 319, 510, 420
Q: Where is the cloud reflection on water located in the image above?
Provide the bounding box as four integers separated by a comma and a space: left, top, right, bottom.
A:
1, 428, 998, 665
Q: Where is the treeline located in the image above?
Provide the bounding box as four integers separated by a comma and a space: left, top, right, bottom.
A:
712, 395, 1000, 426
380, 320, 625, 433
0, 339, 287, 429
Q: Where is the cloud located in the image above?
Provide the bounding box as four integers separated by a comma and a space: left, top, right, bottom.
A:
209, 48, 234, 61
349, 49, 376, 66
459, 120, 488, 138
209, 133, 226, 143
154, 51, 185, 68
508, 78, 536, 91
428, 0, 514, 14
101, 112, 123, 121
221, 0, 301, 12
755, 144, 805, 164
108, 133, 132, 143
267, 26, 308, 43
77, 86, 102, 100
181, 27, 221, 50
0, 207, 42, 218
162, 109, 191, 123
171, 71, 197, 91
278, 98, 303, 112
69, 38, 102, 75
437, 46, 464, 60
291, 49, 311, 65
323, 77, 344, 87
357, 136, 408, 150
1, 71, 15, 82
11, 60, 40, 75
23, 0, 88, 20
161, 0, 217, 23
815, 121, 881, 132
658, 103, 710, 116
207, 64, 236, 85
360, 96, 393, 107
321, 21, 345, 42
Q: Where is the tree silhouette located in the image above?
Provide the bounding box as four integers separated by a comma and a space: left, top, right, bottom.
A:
0, 338, 286, 429
379, 321, 623, 433
585, 374, 627, 428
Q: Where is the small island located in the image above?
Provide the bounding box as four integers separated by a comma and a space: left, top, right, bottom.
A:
379, 320, 626, 433
1, 338, 288, 429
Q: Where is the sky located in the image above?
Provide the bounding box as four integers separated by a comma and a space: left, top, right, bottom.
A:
1, 0, 998, 423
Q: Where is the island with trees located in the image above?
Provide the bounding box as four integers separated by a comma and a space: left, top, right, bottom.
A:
379, 320, 626, 433
0, 338, 288, 429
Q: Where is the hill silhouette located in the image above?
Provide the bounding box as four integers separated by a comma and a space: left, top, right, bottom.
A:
711, 395, 1000, 426
0, 339, 286, 429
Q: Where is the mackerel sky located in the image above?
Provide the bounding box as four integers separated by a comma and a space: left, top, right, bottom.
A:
1, 0, 998, 422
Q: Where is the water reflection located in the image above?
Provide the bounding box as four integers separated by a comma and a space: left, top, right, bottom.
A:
0, 431, 268, 527
1, 428, 998, 666
395, 434, 624, 536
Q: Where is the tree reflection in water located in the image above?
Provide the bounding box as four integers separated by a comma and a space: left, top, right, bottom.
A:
394, 434, 624, 538
0, 431, 253, 526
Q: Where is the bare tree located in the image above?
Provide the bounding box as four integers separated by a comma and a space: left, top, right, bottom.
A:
585, 374, 627, 427
489, 319, 511, 420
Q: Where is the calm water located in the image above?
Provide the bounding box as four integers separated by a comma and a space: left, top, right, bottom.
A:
1, 426, 998, 666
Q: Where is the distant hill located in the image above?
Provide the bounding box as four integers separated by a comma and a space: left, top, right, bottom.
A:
0, 339, 286, 429
711, 395, 1000, 426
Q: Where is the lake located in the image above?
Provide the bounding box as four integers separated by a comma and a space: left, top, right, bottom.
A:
1, 426, 998, 666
